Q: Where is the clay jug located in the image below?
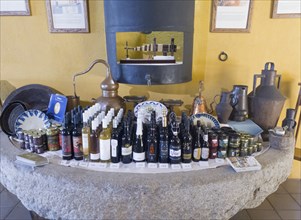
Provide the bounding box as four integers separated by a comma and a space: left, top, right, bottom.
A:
248, 62, 286, 132
230, 85, 248, 121
211, 91, 233, 124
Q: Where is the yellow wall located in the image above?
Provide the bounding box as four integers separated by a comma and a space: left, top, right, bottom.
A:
1, 0, 300, 144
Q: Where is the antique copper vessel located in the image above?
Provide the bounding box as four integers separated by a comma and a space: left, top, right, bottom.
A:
72, 59, 125, 112
191, 81, 211, 115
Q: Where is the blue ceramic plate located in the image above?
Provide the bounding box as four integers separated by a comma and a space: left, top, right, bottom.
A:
190, 113, 220, 128
15, 110, 51, 133
134, 101, 168, 122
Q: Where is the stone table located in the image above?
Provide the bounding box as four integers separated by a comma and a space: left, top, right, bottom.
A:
0, 132, 295, 220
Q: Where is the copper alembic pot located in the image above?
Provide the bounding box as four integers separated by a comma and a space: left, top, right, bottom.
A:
72, 59, 125, 112
191, 80, 212, 115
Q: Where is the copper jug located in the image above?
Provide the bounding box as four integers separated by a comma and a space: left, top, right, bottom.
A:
73, 59, 125, 112
191, 81, 212, 115
248, 62, 286, 132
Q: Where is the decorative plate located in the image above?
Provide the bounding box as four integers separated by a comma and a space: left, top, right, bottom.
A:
190, 113, 220, 128
134, 101, 168, 122
15, 110, 51, 132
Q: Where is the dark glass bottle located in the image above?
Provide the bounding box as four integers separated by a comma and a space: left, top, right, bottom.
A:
201, 130, 209, 161
169, 121, 181, 164
159, 110, 169, 163
60, 114, 73, 160
182, 121, 192, 163
121, 120, 132, 164
111, 118, 121, 163
133, 117, 145, 162
90, 120, 100, 162
146, 115, 158, 163
72, 116, 83, 160
192, 120, 202, 162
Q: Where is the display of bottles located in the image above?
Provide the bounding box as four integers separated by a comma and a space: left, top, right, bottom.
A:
169, 119, 181, 164
82, 112, 91, 161
99, 118, 111, 162
90, 120, 100, 162
72, 115, 83, 160
121, 120, 132, 164
111, 118, 121, 163
60, 113, 73, 160
146, 112, 158, 163
133, 117, 145, 162
192, 121, 202, 162
181, 120, 192, 163
201, 130, 209, 161
159, 110, 169, 163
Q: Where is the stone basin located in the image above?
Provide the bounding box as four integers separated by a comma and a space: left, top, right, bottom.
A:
0, 132, 295, 220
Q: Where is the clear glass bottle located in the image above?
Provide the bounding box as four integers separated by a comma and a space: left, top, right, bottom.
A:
201, 129, 209, 161
82, 112, 91, 161
90, 120, 100, 162
99, 118, 111, 162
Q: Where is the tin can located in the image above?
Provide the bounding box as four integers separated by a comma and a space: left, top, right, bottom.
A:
16, 130, 24, 141
24, 142, 30, 150
240, 138, 249, 148
240, 147, 248, 157
46, 128, 60, 151
248, 136, 255, 145
228, 148, 237, 157
30, 143, 36, 152
248, 145, 255, 156
33, 134, 43, 146
39, 129, 48, 151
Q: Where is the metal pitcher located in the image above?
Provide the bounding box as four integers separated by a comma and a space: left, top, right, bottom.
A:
210, 91, 233, 124
230, 85, 248, 122
248, 62, 286, 132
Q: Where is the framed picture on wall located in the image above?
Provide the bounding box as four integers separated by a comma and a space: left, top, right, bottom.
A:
0, 0, 31, 16
46, 0, 89, 33
210, 0, 254, 33
272, 0, 301, 18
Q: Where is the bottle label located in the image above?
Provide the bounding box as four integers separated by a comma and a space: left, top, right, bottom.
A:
201, 148, 209, 159
111, 139, 118, 157
122, 145, 132, 156
193, 148, 201, 160
82, 134, 89, 154
183, 153, 192, 160
133, 152, 145, 161
90, 153, 100, 160
61, 135, 72, 156
169, 149, 181, 157
99, 139, 111, 160
73, 136, 83, 156
159, 141, 168, 157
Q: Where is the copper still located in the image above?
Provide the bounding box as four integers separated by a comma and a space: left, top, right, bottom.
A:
248, 62, 286, 132
191, 81, 212, 115
72, 59, 125, 112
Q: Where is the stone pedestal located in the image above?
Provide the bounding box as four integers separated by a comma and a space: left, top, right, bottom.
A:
0, 132, 295, 220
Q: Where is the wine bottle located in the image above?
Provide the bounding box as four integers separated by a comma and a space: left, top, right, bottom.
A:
99, 118, 111, 162
169, 120, 181, 164
90, 120, 100, 162
159, 110, 169, 163
121, 120, 132, 164
72, 115, 83, 160
182, 120, 192, 163
192, 120, 202, 162
82, 112, 91, 162
146, 113, 158, 163
111, 118, 120, 163
133, 117, 145, 162
60, 113, 73, 160
201, 129, 209, 161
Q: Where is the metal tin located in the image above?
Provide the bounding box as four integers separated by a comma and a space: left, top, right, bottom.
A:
248, 145, 255, 156
229, 134, 240, 145
35, 145, 44, 154
240, 138, 249, 148
240, 147, 248, 157
24, 142, 30, 150
227, 148, 237, 157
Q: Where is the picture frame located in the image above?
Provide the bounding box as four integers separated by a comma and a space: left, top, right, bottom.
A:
0, 0, 31, 16
272, 0, 301, 18
46, 0, 89, 33
210, 0, 254, 33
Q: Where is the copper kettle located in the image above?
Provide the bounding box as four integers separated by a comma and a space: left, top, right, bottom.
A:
72, 59, 125, 112
191, 81, 212, 115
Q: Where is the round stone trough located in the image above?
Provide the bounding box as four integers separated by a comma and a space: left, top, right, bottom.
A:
0, 132, 295, 220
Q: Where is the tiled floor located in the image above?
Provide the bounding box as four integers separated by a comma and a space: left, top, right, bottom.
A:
0, 161, 300, 220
